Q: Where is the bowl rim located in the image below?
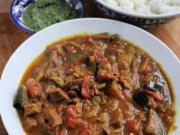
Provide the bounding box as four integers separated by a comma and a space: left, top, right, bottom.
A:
10, 0, 85, 34
95, 0, 180, 19
0, 18, 180, 135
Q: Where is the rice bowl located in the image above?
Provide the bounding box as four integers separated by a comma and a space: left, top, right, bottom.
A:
103, 0, 180, 15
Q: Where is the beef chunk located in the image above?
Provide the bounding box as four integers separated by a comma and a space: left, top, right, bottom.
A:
43, 108, 62, 127
49, 50, 62, 67
24, 117, 37, 130
48, 88, 69, 102
65, 79, 83, 88
97, 69, 117, 82
24, 103, 42, 116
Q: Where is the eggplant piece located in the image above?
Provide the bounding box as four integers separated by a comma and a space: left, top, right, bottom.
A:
48, 88, 69, 102
146, 81, 163, 93
118, 53, 133, 70
133, 90, 149, 111
91, 129, 106, 135
88, 62, 97, 75
85, 105, 100, 118
92, 96, 102, 106
14, 85, 29, 109
107, 81, 124, 100
50, 76, 64, 88
145, 109, 165, 135
43, 76, 64, 88
93, 32, 110, 40
86, 56, 97, 74
69, 52, 88, 65
110, 34, 121, 43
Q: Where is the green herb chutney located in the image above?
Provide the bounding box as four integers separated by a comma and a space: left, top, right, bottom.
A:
22, 0, 77, 32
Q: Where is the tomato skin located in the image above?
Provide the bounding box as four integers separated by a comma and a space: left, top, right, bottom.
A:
78, 124, 94, 135
126, 119, 140, 134
26, 78, 41, 97
146, 90, 164, 102
97, 69, 117, 82
64, 45, 74, 53
66, 105, 80, 119
81, 76, 90, 98
150, 97, 157, 109
85, 36, 94, 44
67, 118, 82, 128
66, 105, 82, 128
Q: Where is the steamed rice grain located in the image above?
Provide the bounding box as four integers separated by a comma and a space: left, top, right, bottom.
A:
103, 0, 180, 15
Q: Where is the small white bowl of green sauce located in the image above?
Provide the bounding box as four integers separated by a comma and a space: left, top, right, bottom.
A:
10, 0, 85, 34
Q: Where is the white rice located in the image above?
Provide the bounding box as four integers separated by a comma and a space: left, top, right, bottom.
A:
103, 0, 180, 15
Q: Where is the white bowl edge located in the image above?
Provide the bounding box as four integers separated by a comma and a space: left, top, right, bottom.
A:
0, 18, 180, 135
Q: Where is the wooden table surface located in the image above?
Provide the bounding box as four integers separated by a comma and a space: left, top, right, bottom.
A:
0, 0, 180, 134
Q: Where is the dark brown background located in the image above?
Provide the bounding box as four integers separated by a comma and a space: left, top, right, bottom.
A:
0, 0, 180, 134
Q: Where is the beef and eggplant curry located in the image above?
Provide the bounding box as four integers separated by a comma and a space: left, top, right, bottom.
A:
14, 33, 176, 135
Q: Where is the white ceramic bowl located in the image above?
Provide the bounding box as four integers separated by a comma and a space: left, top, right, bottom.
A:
94, 0, 180, 28
0, 18, 180, 135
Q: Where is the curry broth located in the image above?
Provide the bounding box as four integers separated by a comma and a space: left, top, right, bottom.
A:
17, 33, 176, 135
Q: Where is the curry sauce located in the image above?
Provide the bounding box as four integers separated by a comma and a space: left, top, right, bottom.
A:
14, 33, 176, 135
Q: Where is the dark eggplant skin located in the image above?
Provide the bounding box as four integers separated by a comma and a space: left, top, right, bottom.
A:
69, 52, 97, 74
133, 90, 150, 111
87, 59, 97, 75
69, 52, 88, 65
14, 85, 29, 110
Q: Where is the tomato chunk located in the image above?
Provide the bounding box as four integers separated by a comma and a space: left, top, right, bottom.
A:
67, 118, 82, 128
97, 69, 117, 82
26, 78, 41, 97
64, 45, 74, 53
85, 36, 94, 44
78, 124, 94, 135
149, 97, 157, 109
66, 105, 82, 128
126, 119, 141, 134
81, 76, 91, 98
66, 105, 80, 119
146, 90, 164, 102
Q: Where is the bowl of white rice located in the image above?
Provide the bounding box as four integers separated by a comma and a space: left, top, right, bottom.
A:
94, 0, 180, 28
